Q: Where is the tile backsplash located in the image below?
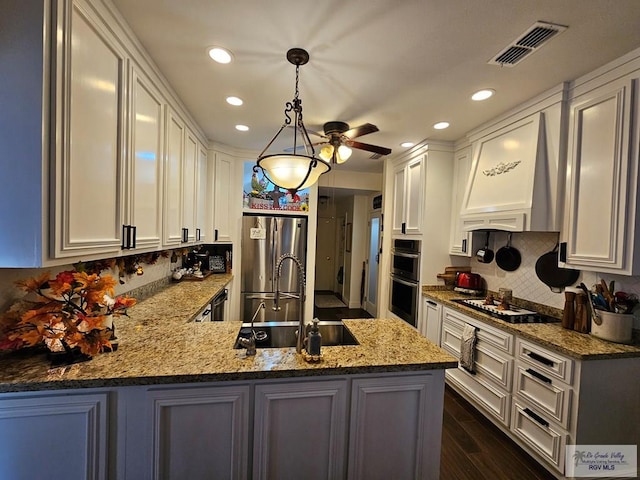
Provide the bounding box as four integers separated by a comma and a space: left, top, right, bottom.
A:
470, 231, 640, 329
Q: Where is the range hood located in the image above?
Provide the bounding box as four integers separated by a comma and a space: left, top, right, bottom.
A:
459, 110, 563, 232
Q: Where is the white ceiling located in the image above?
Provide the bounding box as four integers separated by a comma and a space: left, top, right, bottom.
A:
110, 0, 640, 173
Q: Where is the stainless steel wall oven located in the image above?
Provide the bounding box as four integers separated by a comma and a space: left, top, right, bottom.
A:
389, 239, 421, 326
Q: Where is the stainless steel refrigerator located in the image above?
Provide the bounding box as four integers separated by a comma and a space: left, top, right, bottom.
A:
241, 214, 307, 322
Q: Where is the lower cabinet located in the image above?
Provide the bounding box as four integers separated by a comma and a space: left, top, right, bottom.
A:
119, 372, 446, 479
146, 385, 251, 480
0, 392, 109, 480
348, 374, 445, 480
253, 380, 348, 480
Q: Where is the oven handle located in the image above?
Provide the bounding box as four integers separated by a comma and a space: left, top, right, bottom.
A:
391, 274, 419, 287
391, 250, 420, 259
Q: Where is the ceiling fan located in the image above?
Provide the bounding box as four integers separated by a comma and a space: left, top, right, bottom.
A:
312, 121, 392, 164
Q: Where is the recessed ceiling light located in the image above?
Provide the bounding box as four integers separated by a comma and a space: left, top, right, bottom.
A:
208, 46, 233, 64
235, 124, 249, 131
226, 96, 243, 106
400, 142, 415, 148
472, 89, 495, 101
433, 122, 450, 130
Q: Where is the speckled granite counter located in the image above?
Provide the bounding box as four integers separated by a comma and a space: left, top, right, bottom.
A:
0, 276, 456, 393
422, 286, 640, 360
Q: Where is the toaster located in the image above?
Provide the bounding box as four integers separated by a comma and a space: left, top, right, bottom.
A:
454, 272, 484, 295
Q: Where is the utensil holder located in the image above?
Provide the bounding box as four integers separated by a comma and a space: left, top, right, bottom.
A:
591, 310, 633, 344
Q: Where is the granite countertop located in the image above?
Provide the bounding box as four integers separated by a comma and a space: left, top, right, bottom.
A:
0, 276, 456, 393
422, 286, 640, 360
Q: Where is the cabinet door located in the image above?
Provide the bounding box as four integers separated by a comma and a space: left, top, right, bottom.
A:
182, 129, 198, 243
404, 157, 424, 234
53, 1, 126, 258
195, 143, 209, 242
128, 67, 163, 250
424, 298, 442, 345
449, 146, 472, 256
163, 108, 184, 246
213, 151, 234, 242
392, 165, 406, 234
147, 385, 250, 480
0, 393, 108, 480
563, 78, 639, 273
349, 374, 445, 480
254, 380, 348, 480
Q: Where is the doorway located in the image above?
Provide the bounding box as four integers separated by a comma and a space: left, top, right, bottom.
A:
364, 211, 381, 316
315, 216, 338, 292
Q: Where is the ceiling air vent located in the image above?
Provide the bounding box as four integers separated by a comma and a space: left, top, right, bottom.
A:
489, 21, 567, 67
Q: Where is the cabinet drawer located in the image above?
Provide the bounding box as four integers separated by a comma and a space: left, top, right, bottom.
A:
442, 314, 512, 390
443, 307, 513, 353
514, 363, 572, 429
510, 400, 567, 473
516, 339, 573, 385
446, 368, 511, 427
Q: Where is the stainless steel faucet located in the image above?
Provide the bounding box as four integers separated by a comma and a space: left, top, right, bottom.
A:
273, 253, 306, 353
236, 301, 266, 355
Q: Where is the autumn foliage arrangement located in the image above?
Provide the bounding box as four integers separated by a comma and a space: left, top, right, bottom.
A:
0, 271, 136, 358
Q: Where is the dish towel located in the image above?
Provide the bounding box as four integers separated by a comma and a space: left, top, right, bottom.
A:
460, 323, 478, 373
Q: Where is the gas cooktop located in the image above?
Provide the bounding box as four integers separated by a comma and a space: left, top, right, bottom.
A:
452, 298, 558, 324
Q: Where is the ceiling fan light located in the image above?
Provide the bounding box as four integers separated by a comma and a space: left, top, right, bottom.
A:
337, 145, 352, 163
319, 145, 334, 161
258, 154, 330, 190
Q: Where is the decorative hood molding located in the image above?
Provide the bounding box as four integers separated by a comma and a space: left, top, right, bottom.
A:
459, 98, 565, 232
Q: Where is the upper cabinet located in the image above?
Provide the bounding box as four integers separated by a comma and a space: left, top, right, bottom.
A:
212, 151, 235, 243
449, 146, 472, 256
127, 66, 164, 251
163, 108, 185, 247
460, 85, 567, 233
52, 0, 128, 259
561, 56, 640, 275
392, 156, 423, 235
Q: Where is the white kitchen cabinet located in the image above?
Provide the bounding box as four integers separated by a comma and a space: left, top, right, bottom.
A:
52, 0, 127, 259
212, 151, 235, 242
195, 143, 209, 243
126, 66, 164, 251
0, 392, 109, 479
146, 385, 251, 480
562, 74, 640, 274
441, 307, 514, 427
181, 128, 198, 244
163, 108, 185, 247
392, 156, 423, 235
348, 373, 445, 480
420, 298, 442, 345
448, 146, 472, 256
253, 380, 348, 480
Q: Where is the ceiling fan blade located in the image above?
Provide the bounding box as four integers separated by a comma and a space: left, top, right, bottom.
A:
285, 125, 326, 138
346, 139, 392, 156
283, 141, 327, 153
344, 123, 378, 139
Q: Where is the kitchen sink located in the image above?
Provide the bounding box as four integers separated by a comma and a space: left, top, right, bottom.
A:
233, 321, 359, 349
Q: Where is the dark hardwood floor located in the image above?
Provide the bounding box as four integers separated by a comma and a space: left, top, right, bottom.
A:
313, 291, 372, 321
441, 386, 556, 480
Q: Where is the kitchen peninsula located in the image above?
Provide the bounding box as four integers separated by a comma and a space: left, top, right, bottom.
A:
0, 276, 456, 480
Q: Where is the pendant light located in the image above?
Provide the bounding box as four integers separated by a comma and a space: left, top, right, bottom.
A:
255, 48, 331, 192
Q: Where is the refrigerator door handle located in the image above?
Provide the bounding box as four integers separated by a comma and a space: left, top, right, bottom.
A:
271, 218, 278, 293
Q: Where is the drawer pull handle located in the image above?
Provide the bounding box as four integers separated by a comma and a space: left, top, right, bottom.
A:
523, 407, 549, 428
526, 368, 552, 384
426, 300, 437, 307
527, 351, 554, 367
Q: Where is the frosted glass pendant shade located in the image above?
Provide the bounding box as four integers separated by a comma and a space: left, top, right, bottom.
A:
258, 154, 330, 190
337, 145, 352, 163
